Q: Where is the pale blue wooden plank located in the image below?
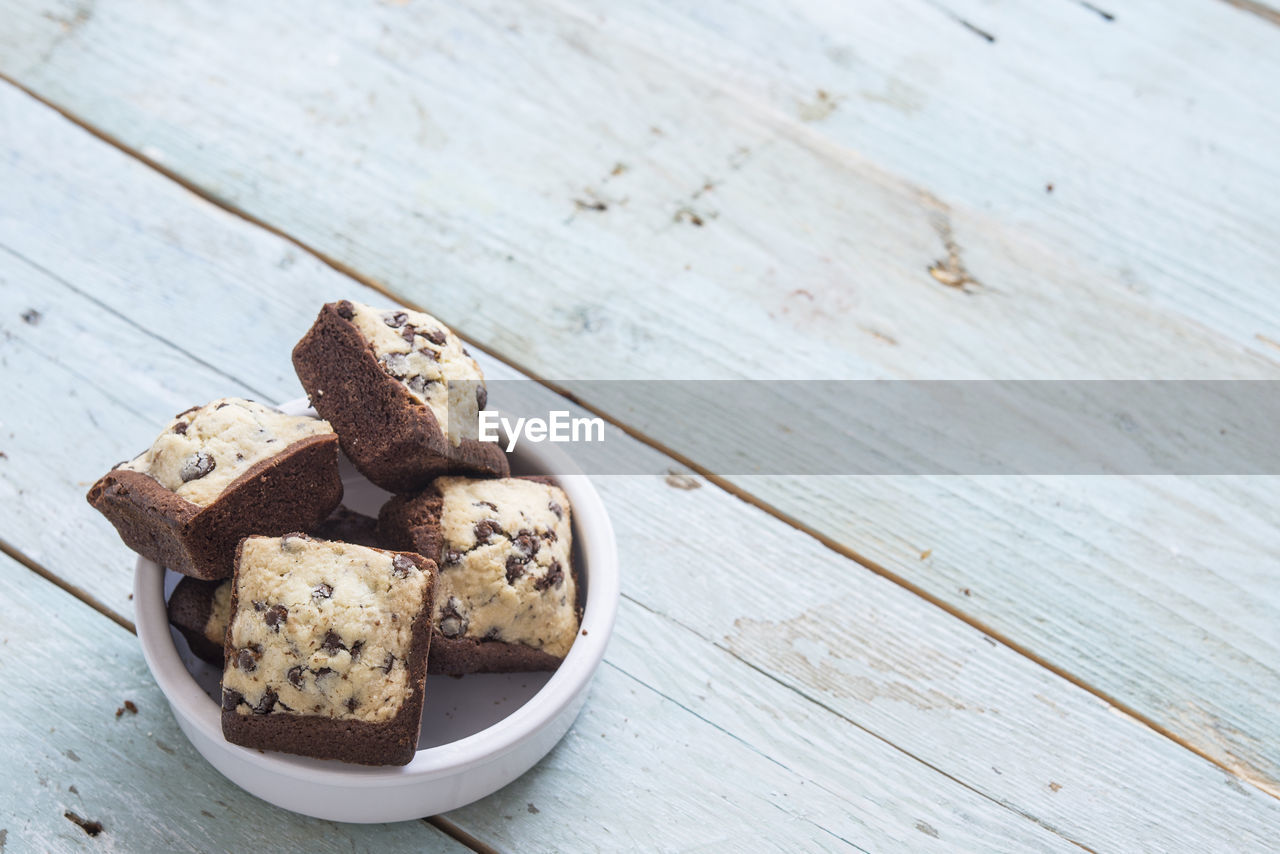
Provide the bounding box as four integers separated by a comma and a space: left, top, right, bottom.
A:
0, 552, 469, 853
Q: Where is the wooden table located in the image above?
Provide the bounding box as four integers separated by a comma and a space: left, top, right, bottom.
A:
1, 0, 1277, 850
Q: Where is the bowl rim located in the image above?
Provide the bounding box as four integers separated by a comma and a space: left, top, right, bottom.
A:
134, 417, 619, 784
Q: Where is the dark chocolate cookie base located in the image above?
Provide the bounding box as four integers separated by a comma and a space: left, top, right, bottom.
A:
427, 633, 564, 676
220, 708, 422, 766
310, 505, 385, 549
291, 301, 508, 494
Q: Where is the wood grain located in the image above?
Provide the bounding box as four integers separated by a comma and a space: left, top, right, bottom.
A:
0, 0, 1276, 791
2, 84, 1279, 850
0, 552, 469, 853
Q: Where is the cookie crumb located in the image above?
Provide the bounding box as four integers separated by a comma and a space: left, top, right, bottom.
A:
64, 811, 103, 837
664, 471, 701, 490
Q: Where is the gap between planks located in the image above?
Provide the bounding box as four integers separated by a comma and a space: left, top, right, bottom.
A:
1217, 0, 1280, 26
423, 817, 501, 854
0, 534, 493, 854
3, 71, 1275, 804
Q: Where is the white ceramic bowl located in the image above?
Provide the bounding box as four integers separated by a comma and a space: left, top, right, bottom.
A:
133, 404, 618, 823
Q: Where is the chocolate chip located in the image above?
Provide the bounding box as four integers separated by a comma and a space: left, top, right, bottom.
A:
391, 554, 415, 579
381, 653, 395, 674
281, 531, 308, 551
287, 666, 306, 689
252, 600, 266, 612
445, 550, 463, 566
321, 629, 346, 654
474, 520, 501, 543
535, 560, 564, 591
123, 699, 138, 714
314, 667, 335, 678
335, 300, 355, 319
179, 450, 215, 482
313, 582, 333, 601
477, 500, 499, 511
21, 308, 41, 325
505, 555, 528, 584
221, 688, 244, 711
264, 604, 288, 630
424, 328, 447, 345
346, 697, 359, 713
416, 346, 440, 361
439, 597, 467, 638
542, 528, 558, 543
406, 375, 431, 396
176, 405, 201, 419
549, 500, 564, 519
172, 421, 188, 435
350, 640, 365, 661
476, 385, 488, 410
514, 529, 539, 555
483, 627, 501, 641
384, 311, 408, 328
236, 646, 261, 672
253, 689, 278, 715
380, 352, 411, 378
400, 324, 417, 343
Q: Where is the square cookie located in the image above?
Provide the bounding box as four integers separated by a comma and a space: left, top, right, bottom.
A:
221, 534, 437, 766
378, 476, 579, 676
291, 300, 508, 493
87, 398, 343, 579
167, 576, 232, 665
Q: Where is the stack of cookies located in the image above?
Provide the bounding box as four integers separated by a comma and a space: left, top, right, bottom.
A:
88, 302, 581, 766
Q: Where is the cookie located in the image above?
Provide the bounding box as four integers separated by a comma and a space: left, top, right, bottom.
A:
87, 398, 343, 579
378, 476, 579, 675
220, 534, 436, 765
291, 301, 508, 493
